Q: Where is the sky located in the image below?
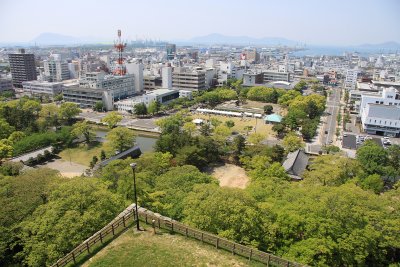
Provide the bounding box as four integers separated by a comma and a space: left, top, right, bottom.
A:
0, 0, 399, 46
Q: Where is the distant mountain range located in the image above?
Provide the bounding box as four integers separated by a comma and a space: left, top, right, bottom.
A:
1, 32, 399, 52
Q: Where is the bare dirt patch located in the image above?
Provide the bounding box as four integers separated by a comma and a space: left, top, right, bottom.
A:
209, 163, 249, 189
38, 159, 87, 178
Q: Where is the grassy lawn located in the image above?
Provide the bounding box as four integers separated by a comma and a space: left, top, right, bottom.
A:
59, 142, 105, 167
193, 114, 274, 137
83, 229, 262, 267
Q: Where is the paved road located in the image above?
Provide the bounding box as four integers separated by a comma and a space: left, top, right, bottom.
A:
321, 87, 341, 145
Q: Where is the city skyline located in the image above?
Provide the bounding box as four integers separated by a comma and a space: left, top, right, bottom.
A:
0, 0, 399, 46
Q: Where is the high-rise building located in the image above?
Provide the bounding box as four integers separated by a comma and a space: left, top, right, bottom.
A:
126, 62, 144, 93
172, 67, 206, 91
8, 49, 37, 88
166, 44, 176, 60
44, 58, 70, 82
162, 66, 172, 89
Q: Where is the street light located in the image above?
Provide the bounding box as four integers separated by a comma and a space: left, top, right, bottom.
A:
130, 163, 140, 231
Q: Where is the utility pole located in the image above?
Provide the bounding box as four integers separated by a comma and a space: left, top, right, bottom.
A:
130, 163, 140, 231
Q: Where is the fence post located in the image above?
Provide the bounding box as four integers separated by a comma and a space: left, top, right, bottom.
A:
201, 233, 204, 243
249, 249, 252, 261
86, 242, 90, 253
232, 243, 235, 255
158, 218, 161, 228
122, 216, 126, 227
287, 260, 290, 267
185, 227, 188, 237
145, 213, 148, 224
99, 232, 103, 243
267, 255, 270, 267
216, 238, 219, 249
72, 252, 76, 264
171, 222, 174, 232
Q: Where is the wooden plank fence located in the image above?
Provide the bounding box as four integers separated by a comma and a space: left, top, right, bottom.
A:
51, 206, 304, 267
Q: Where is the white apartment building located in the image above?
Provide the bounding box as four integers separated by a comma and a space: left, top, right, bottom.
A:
359, 87, 400, 115
161, 66, 172, 89
44, 60, 70, 82
115, 89, 180, 113
344, 69, 359, 90
22, 80, 63, 98
361, 104, 400, 137
126, 62, 144, 93
217, 62, 245, 85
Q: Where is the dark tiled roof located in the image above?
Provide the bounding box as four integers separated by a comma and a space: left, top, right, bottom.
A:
282, 149, 309, 179
99, 146, 141, 167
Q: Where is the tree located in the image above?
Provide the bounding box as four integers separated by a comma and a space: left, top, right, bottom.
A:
106, 127, 136, 153
271, 144, 285, 162
183, 122, 196, 137
272, 123, 286, 138
210, 118, 222, 128
93, 101, 104, 112
248, 132, 266, 145
0, 161, 24, 176
361, 174, 384, 194
90, 156, 98, 169
282, 133, 305, 152
100, 150, 106, 161
293, 80, 307, 93
183, 184, 263, 246
134, 103, 147, 116
18, 178, 125, 267
0, 119, 15, 139
0, 139, 13, 160
71, 121, 96, 144
101, 111, 123, 129
301, 119, 318, 141
59, 102, 81, 124
148, 100, 161, 115
54, 93, 63, 102
7, 131, 26, 144
233, 135, 246, 157
224, 120, 235, 128
199, 123, 211, 136
212, 125, 231, 144
356, 140, 388, 175
39, 103, 60, 127
387, 144, 400, 173
264, 105, 273, 114
0, 169, 61, 265
175, 145, 208, 169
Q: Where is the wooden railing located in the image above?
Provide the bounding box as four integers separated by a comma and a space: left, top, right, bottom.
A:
51, 205, 304, 267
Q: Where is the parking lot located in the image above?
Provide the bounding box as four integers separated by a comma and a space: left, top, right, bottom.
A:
342, 133, 388, 150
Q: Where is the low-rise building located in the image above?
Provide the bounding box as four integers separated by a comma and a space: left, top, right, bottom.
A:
263, 70, 290, 83
63, 72, 135, 110
115, 89, 180, 113
361, 104, 400, 137
0, 78, 13, 93
22, 80, 63, 98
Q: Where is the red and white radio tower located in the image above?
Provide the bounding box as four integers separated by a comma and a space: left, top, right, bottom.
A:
113, 29, 127, 76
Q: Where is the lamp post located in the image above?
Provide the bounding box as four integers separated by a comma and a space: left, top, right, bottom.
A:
129, 163, 140, 231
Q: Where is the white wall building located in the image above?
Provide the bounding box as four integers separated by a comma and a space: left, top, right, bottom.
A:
361, 104, 400, 137
344, 69, 359, 90
126, 62, 144, 93
359, 87, 400, 115
161, 66, 172, 89
44, 56, 70, 82
22, 80, 63, 98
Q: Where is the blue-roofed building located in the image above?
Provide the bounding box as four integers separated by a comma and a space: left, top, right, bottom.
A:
264, 114, 283, 124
